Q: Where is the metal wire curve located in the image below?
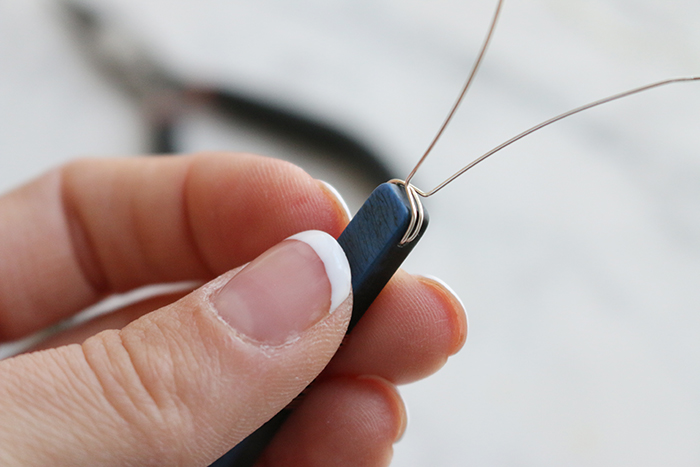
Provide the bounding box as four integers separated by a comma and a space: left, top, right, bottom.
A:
413, 76, 700, 198
404, 0, 503, 188
388, 179, 425, 245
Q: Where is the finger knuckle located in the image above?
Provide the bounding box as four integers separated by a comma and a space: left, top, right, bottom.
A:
80, 328, 196, 450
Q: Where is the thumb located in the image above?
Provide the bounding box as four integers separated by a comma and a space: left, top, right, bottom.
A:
0, 231, 352, 466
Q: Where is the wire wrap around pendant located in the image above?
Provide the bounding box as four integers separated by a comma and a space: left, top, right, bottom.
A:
388, 179, 425, 246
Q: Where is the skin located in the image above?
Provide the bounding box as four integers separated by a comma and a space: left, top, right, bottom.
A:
0, 152, 467, 467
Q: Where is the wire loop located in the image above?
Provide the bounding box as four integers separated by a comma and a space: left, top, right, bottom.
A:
388, 179, 425, 245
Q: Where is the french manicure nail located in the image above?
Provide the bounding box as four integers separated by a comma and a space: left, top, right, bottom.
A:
420, 274, 468, 353
212, 231, 351, 345
319, 180, 352, 219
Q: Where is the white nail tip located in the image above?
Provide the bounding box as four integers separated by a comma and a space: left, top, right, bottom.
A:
423, 275, 464, 309
289, 230, 352, 313
320, 180, 352, 219
423, 274, 468, 332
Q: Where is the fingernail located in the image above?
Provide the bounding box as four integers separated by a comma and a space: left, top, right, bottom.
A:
318, 180, 352, 219
212, 230, 351, 345
420, 275, 468, 354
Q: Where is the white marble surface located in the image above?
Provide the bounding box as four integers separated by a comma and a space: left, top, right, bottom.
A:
1, 0, 699, 465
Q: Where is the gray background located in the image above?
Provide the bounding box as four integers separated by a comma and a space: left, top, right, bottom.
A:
1, 0, 699, 465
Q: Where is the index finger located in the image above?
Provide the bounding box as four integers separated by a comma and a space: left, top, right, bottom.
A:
0, 153, 349, 341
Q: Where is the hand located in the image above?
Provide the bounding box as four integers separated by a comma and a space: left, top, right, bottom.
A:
0, 153, 467, 466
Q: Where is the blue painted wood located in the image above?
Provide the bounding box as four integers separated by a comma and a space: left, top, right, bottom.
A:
338, 182, 429, 330
210, 182, 429, 467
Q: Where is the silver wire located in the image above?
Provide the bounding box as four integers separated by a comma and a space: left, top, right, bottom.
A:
395, 0, 503, 245
404, 0, 503, 188
389, 179, 425, 245
412, 76, 700, 198
394, 0, 698, 244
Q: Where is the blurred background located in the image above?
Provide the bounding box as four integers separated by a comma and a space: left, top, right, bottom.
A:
1, 0, 699, 465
